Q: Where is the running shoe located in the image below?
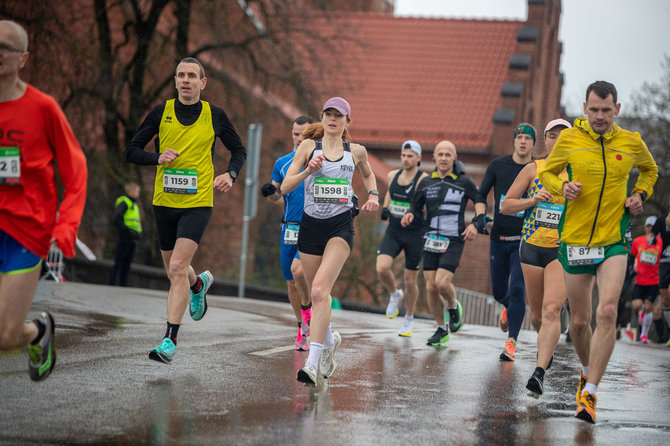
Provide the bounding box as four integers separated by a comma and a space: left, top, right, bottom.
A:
149, 338, 176, 363
575, 391, 597, 424
190, 270, 213, 321
426, 327, 449, 346
640, 335, 649, 344
386, 289, 404, 319
576, 371, 587, 404
448, 300, 463, 333
398, 317, 413, 337
28, 311, 56, 382
301, 307, 311, 337
667, 338, 670, 348
319, 331, 342, 378
297, 362, 319, 385
498, 307, 509, 332
499, 337, 516, 361
526, 370, 544, 399
295, 330, 309, 351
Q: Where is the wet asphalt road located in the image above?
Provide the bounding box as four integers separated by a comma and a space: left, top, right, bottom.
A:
1, 282, 669, 445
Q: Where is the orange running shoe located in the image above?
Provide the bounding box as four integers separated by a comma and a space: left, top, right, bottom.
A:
575, 391, 597, 424
499, 337, 516, 361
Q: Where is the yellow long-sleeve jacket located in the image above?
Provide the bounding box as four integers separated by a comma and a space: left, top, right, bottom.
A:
539, 117, 658, 247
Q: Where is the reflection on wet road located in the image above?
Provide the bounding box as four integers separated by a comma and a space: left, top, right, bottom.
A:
1, 282, 669, 445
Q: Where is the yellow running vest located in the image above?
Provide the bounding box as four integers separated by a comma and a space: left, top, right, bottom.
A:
153, 100, 215, 208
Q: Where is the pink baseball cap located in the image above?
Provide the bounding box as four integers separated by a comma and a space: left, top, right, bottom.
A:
322, 97, 351, 116
544, 118, 572, 134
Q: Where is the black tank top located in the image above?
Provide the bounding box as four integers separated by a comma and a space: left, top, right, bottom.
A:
388, 169, 423, 230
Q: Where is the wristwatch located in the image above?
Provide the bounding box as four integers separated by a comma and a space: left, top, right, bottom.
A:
368, 189, 379, 196
634, 189, 647, 202
227, 170, 238, 182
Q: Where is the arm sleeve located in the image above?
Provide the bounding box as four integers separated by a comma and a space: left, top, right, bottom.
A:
47, 100, 88, 258
271, 158, 283, 184
466, 177, 479, 203
212, 106, 247, 174
539, 135, 570, 195
410, 178, 427, 217
125, 105, 164, 165
632, 138, 658, 199
475, 163, 495, 204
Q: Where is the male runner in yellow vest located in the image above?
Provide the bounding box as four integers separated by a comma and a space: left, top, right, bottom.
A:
127, 57, 246, 363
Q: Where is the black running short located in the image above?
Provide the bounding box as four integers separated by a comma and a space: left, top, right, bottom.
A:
659, 263, 670, 289
153, 205, 212, 251
422, 238, 465, 273
377, 226, 423, 271
632, 284, 660, 302
298, 211, 354, 256
519, 241, 558, 268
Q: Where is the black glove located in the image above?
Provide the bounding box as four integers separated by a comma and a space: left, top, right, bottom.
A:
472, 214, 490, 235
381, 207, 390, 221
351, 194, 360, 218
261, 183, 276, 197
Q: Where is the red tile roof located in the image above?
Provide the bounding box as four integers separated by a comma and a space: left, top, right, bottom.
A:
300, 13, 523, 151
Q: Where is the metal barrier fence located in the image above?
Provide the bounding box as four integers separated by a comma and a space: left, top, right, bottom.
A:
455, 286, 533, 331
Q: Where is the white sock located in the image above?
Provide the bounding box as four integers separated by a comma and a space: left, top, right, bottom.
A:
323, 324, 334, 348
581, 366, 589, 378
641, 312, 653, 337
663, 308, 670, 327
583, 383, 597, 396
392, 289, 402, 299
405, 314, 414, 322
306, 342, 323, 368
438, 324, 447, 331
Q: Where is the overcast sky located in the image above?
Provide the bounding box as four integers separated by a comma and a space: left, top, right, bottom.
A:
394, 0, 670, 117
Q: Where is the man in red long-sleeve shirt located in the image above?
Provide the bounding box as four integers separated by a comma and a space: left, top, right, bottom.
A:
0, 20, 87, 381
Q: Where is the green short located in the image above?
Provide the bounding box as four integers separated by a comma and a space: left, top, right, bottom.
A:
558, 241, 629, 275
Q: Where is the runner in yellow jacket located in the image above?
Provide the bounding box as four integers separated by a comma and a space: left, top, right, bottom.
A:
539, 80, 658, 425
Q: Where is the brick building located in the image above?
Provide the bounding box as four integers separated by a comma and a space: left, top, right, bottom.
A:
251, 0, 567, 296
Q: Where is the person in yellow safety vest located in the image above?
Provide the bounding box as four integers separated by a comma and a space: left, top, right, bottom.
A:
108, 182, 142, 286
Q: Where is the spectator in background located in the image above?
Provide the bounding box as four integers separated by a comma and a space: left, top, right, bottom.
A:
109, 182, 142, 286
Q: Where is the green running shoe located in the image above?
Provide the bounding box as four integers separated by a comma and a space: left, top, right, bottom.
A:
448, 300, 463, 333
190, 270, 213, 321
28, 311, 56, 382
149, 338, 176, 363
426, 327, 449, 346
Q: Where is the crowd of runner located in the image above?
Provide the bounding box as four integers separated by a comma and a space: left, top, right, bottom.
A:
1, 17, 666, 428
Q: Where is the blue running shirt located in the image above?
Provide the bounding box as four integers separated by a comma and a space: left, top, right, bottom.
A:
271, 150, 304, 223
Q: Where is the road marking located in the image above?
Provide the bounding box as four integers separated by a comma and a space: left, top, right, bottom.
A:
249, 345, 295, 356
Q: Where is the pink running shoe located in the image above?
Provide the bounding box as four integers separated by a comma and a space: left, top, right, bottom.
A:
301, 307, 312, 337
295, 330, 309, 351
640, 335, 649, 344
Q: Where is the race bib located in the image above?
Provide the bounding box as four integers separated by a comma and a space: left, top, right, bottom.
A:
314, 177, 348, 203
424, 234, 449, 253
500, 194, 524, 217
163, 168, 197, 194
0, 147, 20, 185
535, 202, 564, 229
389, 199, 410, 218
283, 224, 299, 245
566, 245, 604, 266
639, 250, 658, 265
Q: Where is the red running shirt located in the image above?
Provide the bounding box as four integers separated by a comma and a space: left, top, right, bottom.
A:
0, 85, 87, 258
630, 234, 662, 286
